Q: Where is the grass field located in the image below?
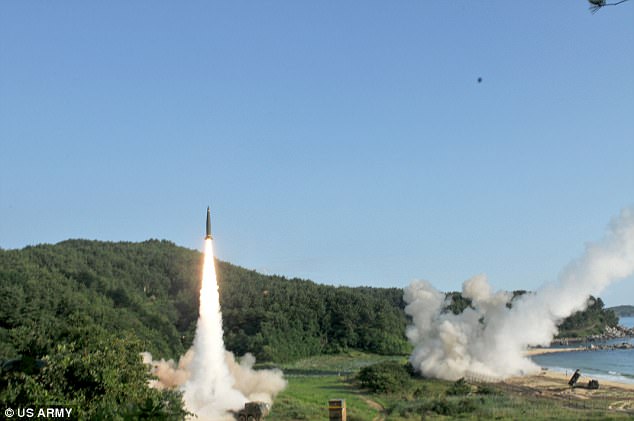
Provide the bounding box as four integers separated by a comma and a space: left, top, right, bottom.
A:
269, 375, 379, 420
268, 352, 398, 420
265, 353, 633, 420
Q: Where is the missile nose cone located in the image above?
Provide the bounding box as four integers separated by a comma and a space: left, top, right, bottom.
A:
205, 207, 213, 239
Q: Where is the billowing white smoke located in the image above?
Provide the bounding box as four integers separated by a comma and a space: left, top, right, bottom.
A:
141, 349, 194, 390
141, 350, 286, 414
143, 239, 286, 420
405, 208, 634, 381
183, 238, 247, 418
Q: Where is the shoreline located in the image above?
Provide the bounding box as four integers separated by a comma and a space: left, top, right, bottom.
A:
524, 344, 634, 389
525, 347, 580, 356
507, 369, 634, 392
551, 326, 634, 346
526, 340, 633, 357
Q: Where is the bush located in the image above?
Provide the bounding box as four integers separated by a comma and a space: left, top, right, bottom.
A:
387, 401, 428, 417
357, 361, 412, 393
446, 378, 471, 396
424, 398, 477, 416
476, 384, 500, 395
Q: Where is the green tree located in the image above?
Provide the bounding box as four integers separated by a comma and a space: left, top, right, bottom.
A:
1, 330, 188, 420
357, 361, 413, 393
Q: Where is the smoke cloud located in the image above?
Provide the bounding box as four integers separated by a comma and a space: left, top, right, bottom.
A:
405, 208, 634, 381
226, 352, 287, 403
143, 239, 286, 420
142, 350, 286, 419
141, 349, 194, 390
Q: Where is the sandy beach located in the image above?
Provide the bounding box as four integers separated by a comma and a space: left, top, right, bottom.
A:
502, 369, 634, 412
508, 369, 634, 392
523, 347, 634, 390
525, 347, 580, 356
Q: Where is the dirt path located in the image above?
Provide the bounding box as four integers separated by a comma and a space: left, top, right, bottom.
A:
359, 395, 386, 421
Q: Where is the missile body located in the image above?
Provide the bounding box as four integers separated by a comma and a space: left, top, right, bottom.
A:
205, 207, 213, 240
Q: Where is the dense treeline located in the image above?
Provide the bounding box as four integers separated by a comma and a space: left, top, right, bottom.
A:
0, 240, 410, 415
0, 240, 199, 417
220, 264, 410, 361
1, 240, 620, 363
0, 240, 410, 365
0, 240, 199, 360
557, 296, 619, 337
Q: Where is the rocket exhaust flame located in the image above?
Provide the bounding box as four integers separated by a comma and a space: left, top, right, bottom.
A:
404, 207, 634, 381
143, 209, 286, 421
182, 238, 247, 417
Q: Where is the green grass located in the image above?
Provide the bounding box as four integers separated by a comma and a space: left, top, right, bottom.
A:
268, 353, 400, 420
281, 351, 405, 374
269, 375, 380, 421
266, 353, 633, 420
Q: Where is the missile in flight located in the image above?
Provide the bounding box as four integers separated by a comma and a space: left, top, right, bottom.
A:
205, 207, 213, 240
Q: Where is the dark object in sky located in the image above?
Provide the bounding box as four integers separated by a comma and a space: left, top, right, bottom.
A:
205, 207, 213, 240
477, 77, 482, 83
568, 369, 581, 387
588, 0, 630, 13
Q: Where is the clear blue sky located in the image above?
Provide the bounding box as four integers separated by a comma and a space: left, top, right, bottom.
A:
1, 1, 633, 306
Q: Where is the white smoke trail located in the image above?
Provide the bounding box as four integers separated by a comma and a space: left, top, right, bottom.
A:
183, 239, 247, 419
405, 208, 634, 381
143, 238, 286, 420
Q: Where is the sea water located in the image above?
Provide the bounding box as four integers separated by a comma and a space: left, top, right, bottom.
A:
531, 317, 634, 384
620, 316, 634, 329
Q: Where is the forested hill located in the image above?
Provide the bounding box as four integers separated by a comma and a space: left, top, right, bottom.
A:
608, 305, 634, 317
0, 239, 410, 364
0, 239, 620, 365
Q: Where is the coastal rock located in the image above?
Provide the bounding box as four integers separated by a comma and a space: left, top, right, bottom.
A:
551, 324, 633, 346
585, 342, 633, 351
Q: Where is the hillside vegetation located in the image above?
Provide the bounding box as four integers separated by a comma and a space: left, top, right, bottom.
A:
557, 296, 618, 337
0, 240, 409, 417
2, 240, 617, 364
608, 305, 634, 318
0, 239, 410, 363
0, 239, 620, 417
